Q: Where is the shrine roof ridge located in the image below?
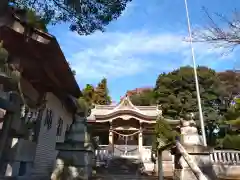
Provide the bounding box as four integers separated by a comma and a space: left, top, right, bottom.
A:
93, 104, 157, 110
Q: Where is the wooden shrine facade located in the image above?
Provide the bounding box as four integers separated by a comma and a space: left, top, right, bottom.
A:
87, 96, 180, 157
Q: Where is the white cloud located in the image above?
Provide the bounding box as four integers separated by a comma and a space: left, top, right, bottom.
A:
59, 30, 236, 82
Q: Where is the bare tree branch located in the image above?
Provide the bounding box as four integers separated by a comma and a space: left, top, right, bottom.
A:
192, 7, 240, 51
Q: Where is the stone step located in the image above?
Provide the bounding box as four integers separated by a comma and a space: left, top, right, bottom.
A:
93, 174, 172, 180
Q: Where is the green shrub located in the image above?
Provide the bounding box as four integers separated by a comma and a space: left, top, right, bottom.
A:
220, 135, 240, 150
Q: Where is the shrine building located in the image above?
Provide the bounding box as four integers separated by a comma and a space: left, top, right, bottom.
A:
87, 96, 180, 160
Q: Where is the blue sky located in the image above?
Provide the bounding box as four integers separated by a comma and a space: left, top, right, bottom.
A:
48, 0, 240, 102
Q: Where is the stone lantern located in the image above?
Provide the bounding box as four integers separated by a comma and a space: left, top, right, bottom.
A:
52, 96, 94, 180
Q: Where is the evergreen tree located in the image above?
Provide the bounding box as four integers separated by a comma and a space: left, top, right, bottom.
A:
218, 134, 240, 150
154, 66, 222, 121
152, 115, 179, 152
94, 78, 111, 105
153, 67, 240, 148
154, 66, 224, 146
0, 0, 131, 35
218, 71, 240, 113
223, 98, 240, 126
215, 98, 240, 150
82, 84, 95, 107
130, 89, 157, 106
24, 9, 48, 32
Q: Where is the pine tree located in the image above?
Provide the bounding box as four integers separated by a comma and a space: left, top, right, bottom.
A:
152, 116, 179, 152
94, 78, 111, 105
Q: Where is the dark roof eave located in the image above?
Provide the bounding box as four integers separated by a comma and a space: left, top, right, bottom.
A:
0, 26, 81, 97
50, 38, 81, 97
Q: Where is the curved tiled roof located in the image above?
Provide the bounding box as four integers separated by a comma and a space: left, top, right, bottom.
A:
87, 96, 180, 125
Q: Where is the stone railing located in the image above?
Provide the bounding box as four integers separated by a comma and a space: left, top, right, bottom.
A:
141, 146, 152, 162
210, 150, 240, 179
95, 145, 140, 166
95, 145, 109, 166
95, 145, 153, 162
114, 145, 138, 158
211, 150, 240, 164
174, 148, 240, 180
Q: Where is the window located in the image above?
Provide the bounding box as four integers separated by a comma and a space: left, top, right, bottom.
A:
57, 118, 63, 136
44, 109, 53, 130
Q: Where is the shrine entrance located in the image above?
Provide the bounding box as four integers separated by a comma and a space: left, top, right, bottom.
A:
112, 129, 139, 158
110, 117, 141, 158
88, 96, 179, 169
113, 130, 139, 145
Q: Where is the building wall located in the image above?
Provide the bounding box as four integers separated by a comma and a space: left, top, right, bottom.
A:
10, 78, 39, 133
0, 76, 74, 177
14, 78, 72, 140
56, 105, 72, 143
32, 92, 73, 176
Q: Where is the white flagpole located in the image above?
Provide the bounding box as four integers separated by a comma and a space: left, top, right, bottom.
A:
184, 0, 207, 146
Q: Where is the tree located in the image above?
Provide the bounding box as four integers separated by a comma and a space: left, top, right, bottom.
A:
154, 116, 178, 144
224, 97, 240, 125
130, 89, 157, 106
1, 0, 132, 35
94, 78, 111, 105
24, 9, 48, 32
152, 115, 179, 160
153, 66, 240, 148
154, 66, 225, 146
213, 98, 240, 150
82, 84, 95, 107
192, 8, 240, 51
81, 79, 111, 107
77, 97, 89, 117
218, 70, 240, 105
155, 66, 222, 119
155, 67, 195, 119
220, 135, 240, 150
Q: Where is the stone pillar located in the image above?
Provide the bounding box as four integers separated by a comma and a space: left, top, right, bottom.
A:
138, 125, 143, 152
